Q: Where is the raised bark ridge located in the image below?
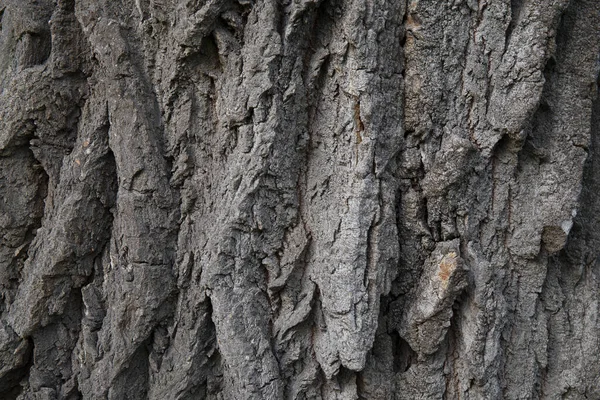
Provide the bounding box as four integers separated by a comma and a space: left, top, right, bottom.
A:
0, 0, 599, 399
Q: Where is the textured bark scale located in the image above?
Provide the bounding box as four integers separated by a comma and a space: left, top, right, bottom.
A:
0, 0, 599, 399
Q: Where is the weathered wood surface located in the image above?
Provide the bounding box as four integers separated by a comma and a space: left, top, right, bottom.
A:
0, 0, 599, 398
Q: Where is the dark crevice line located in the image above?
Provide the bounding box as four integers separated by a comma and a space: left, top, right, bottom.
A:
390, 328, 416, 374
504, 0, 524, 50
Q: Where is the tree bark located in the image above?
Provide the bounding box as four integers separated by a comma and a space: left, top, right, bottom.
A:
0, 0, 599, 398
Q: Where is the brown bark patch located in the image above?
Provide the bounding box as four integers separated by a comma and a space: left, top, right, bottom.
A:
438, 252, 458, 285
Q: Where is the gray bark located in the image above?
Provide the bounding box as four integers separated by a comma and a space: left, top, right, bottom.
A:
0, 0, 599, 398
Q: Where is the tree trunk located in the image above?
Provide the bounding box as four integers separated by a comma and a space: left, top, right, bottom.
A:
0, 0, 599, 398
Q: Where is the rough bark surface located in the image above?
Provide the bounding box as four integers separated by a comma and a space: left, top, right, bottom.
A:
0, 0, 599, 399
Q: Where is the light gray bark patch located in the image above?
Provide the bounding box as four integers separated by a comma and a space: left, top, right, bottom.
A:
397, 239, 467, 357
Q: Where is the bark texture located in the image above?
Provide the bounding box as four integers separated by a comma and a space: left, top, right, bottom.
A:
0, 0, 599, 399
